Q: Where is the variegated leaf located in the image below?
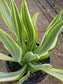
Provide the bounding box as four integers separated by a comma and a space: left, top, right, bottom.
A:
21, 0, 38, 49
0, 29, 22, 63
10, 0, 26, 51
0, 53, 15, 62
35, 18, 63, 60
0, 0, 16, 37
28, 63, 63, 82
0, 65, 26, 82
17, 71, 30, 84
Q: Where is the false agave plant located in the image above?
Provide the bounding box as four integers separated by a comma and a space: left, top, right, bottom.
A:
0, 0, 63, 84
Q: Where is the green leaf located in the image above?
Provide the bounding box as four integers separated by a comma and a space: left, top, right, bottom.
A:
0, 53, 15, 62
17, 71, 30, 84
24, 52, 40, 62
0, 29, 22, 63
28, 63, 52, 72
35, 18, 63, 59
24, 51, 49, 62
31, 13, 39, 50
21, 0, 37, 46
10, 0, 25, 50
46, 9, 63, 32
3, 44, 10, 53
0, 0, 16, 38
0, 65, 27, 82
28, 63, 63, 82
32, 13, 39, 26
32, 13, 39, 41
43, 68, 63, 82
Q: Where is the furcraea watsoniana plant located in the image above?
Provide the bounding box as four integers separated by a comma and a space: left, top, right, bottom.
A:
0, 0, 63, 84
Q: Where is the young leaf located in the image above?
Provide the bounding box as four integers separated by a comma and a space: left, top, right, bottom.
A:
28, 63, 63, 82
0, 65, 27, 82
30, 13, 39, 50
0, 29, 22, 63
32, 13, 39, 26
0, 53, 15, 62
24, 52, 40, 62
21, 0, 37, 47
32, 13, 39, 41
24, 51, 49, 62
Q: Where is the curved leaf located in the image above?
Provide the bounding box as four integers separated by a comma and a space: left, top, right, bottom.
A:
35, 18, 63, 59
17, 71, 30, 84
0, 0, 16, 38
28, 63, 63, 82
24, 51, 49, 62
0, 29, 22, 63
24, 52, 40, 62
32, 13, 39, 41
0, 65, 27, 82
43, 68, 63, 82
28, 63, 52, 72
46, 9, 63, 32
0, 53, 15, 62
31, 13, 39, 50
32, 13, 39, 26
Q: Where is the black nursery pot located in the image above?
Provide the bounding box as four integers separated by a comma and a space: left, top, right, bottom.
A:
6, 56, 51, 84
6, 43, 51, 84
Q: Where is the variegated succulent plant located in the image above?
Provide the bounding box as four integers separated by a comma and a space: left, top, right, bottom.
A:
0, 0, 63, 84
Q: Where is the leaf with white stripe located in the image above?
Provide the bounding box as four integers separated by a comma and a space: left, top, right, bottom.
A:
24, 51, 49, 62
43, 68, 63, 82
10, 0, 25, 49
0, 29, 22, 63
32, 13, 39, 26
24, 52, 40, 62
32, 13, 39, 41
21, 0, 37, 47
35, 18, 63, 60
28, 63, 63, 82
0, 0, 16, 38
31, 13, 39, 50
17, 71, 30, 84
0, 53, 15, 62
0, 65, 27, 82
46, 9, 63, 32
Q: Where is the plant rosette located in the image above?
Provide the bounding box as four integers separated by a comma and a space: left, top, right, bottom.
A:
6, 46, 51, 84
0, 0, 63, 84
